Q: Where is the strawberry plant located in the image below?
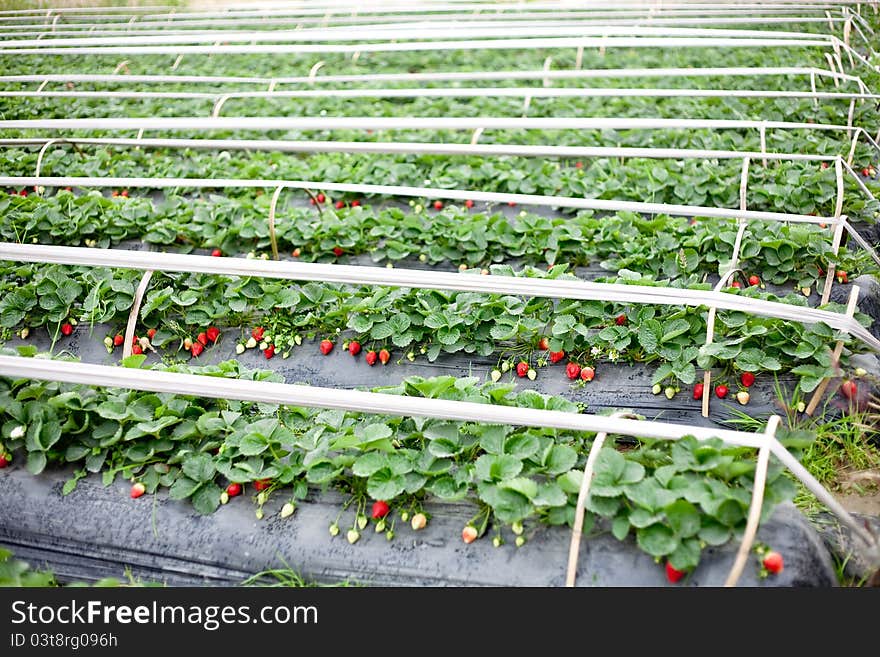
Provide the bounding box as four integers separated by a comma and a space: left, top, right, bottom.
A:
0, 353, 806, 571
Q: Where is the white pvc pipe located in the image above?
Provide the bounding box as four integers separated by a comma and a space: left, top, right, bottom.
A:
3, 87, 875, 102
0, 175, 838, 225
0, 354, 770, 447
0, 25, 836, 48
0, 115, 853, 132
0, 36, 833, 56
2, 242, 876, 352
0, 15, 858, 37
0, 136, 836, 161
0, 2, 865, 21
0, 66, 858, 88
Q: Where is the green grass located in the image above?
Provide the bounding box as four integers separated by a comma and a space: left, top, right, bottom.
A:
726, 378, 880, 514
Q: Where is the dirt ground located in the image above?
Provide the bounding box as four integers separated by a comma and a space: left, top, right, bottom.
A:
835, 469, 880, 516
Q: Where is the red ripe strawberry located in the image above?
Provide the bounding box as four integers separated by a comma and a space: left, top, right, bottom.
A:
516, 361, 529, 378
821, 162, 829, 170
60, 323, 73, 336
549, 350, 565, 364
190, 342, 204, 357
538, 337, 550, 351
837, 270, 848, 284
665, 561, 686, 584
433, 200, 443, 210
320, 339, 334, 355
0, 454, 10, 468
565, 362, 581, 380
226, 483, 242, 497
131, 344, 144, 355
862, 168, 871, 177
252, 327, 265, 341
580, 366, 595, 382
112, 190, 119, 197
840, 380, 858, 400
379, 348, 391, 365
731, 281, 742, 289
316, 193, 325, 204
371, 500, 390, 519
715, 384, 729, 399
348, 340, 361, 356
762, 551, 784, 575
615, 314, 627, 326
365, 350, 378, 366
147, 328, 157, 340
507, 201, 516, 207
19, 189, 27, 197
465, 199, 474, 209
121, 190, 128, 198
211, 248, 222, 257
741, 372, 756, 388
333, 246, 344, 257
263, 345, 275, 359
335, 200, 345, 209
351, 200, 360, 207
748, 275, 760, 287
292, 248, 301, 258
309, 197, 316, 205
253, 479, 272, 491
130, 482, 146, 499
113, 334, 124, 347
574, 161, 584, 169
693, 382, 704, 400
197, 332, 208, 346
206, 326, 220, 343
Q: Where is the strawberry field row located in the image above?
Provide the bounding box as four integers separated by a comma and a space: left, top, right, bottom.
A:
0, 356, 801, 572
3, 149, 878, 219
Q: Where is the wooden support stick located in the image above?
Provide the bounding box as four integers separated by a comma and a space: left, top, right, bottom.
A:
806, 285, 861, 416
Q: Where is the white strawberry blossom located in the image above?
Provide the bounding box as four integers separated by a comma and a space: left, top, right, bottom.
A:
10, 425, 25, 439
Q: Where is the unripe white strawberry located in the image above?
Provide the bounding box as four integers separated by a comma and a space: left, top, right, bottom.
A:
652, 383, 662, 395
493, 536, 502, 548
329, 523, 340, 537
411, 512, 427, 530
280, 502, 295, 518
220, 491, 230, 505
245, 337, 257, 349
104, 336, 114, 349
490, 369, 502, 382
737, 390, 750, 405
347, 529, 360, 544
462, 525, 478, 544
19, 327, 29, 339
527, 368, 537, 380
235, 343, 246, 355
512, 521, 524, 536
294, 335, 303, 346
501, 361, 510, 373
515, 536, 526, 548
797, 401, 806, 413
357, 514, 368, 530
855, 367, 868, 377
665, 386, 676, 400
255, 509, 264, 520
